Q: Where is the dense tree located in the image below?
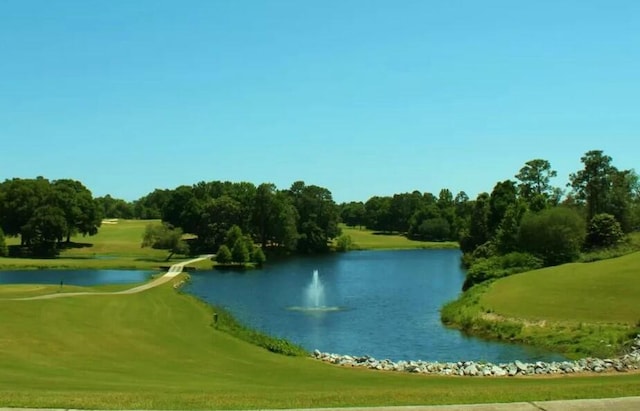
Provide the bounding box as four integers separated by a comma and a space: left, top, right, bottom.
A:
460, 193, 490, 253
215, 245, 232, 264
50, 179, 102, 243
21, 205, 68, 257
518, 207, 586, 266
488, 180, 518, 236
586, 213, 624, 249
340, 201, 366, 228
289, 181, 340, 253
569, 150, 616, 222
133, 189, 171, 219
251, 247, 266, 265
0, 177, 51, 241
231, 239, 250, 263
95, 195, 134, 219
515, 159, 558, 204
494, 203, 525, 254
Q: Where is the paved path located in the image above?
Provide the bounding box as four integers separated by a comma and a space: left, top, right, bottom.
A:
3, 397, 640, 411
9, 255, 214, 301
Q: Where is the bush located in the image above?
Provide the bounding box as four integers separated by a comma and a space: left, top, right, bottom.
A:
335, 234, 353, 252
462, 252, 543, 291
518, 207, 586, 266
586, 213, 624, 249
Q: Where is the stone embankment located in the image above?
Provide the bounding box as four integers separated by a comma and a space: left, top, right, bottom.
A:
312, 335, 640, 377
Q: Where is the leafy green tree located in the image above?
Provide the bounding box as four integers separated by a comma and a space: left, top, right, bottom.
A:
215, 245, 232, 264
21, 205, 68, 257
608, 169, 638, 233
569, 150, 616, 222
0, 177, 51, 243
494, 203, 525, 254
251, 247, 266, 265
340, 201, 366, 228
141, 223, 189, 261
95, 195, 134, 219
364, 196, 393, 232
51, 179, 102, 243
231, 239, 250, 263
421, 218, 451, 241
488, 180, 518, 236
586, 213, 624, 249
515, 159, 558, 204
460, 193, 490, 253
289, 181, 340, 253
518, 207, 586, 266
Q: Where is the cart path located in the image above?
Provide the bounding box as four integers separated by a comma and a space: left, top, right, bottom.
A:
9, 255, 214, 301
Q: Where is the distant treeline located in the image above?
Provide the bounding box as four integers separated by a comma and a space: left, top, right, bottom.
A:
1, 150, 638, 265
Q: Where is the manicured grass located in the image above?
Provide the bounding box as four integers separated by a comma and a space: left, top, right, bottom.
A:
1, 219, 178, 270
442, 252, 640, 358
338, 224, 458, 250
1, 277, 639, 410
482, 252, 640, 325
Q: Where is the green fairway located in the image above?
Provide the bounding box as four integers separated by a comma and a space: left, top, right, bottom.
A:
1, 277, 639, 410
338, 224, 458, 250
1, 219, 188, 270
482, 252, 640, 324
442, 252, 640, 358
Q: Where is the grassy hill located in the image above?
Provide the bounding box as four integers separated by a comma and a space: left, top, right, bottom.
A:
1, 277, 639, 409
442, 252, 640, 358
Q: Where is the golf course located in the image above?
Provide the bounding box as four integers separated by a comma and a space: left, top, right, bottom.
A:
1, 220, 639, 409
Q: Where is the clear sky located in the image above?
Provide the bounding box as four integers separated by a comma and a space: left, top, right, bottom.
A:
1, 0, 639, 203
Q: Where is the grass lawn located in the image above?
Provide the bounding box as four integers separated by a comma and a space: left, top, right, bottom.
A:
482, 252, 640, 325
1, 277, 639, 410
442, 251, 640, 358
338, 224, 458, 250
1, 219, 187, 270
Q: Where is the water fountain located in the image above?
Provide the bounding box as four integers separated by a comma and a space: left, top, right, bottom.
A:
287, 269, 343, 313
306, 269, 325, 308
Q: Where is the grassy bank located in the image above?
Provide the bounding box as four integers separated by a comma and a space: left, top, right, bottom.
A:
1, 276, 640, 409
338, 224, 458, 250
442, 252, 640, 358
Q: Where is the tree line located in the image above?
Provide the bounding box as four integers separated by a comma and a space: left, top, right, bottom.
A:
1, 150, 638, 268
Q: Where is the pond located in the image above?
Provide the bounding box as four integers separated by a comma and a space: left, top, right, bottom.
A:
186, 249, 565, 363
0, 269, 152, 286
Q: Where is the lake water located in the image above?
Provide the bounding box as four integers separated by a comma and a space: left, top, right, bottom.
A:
186, 249, 565, 363
0, 269, 152, 286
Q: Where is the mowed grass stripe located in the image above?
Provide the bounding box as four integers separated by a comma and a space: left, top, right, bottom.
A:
1, 276, 640, 409
482, 252, 640, 324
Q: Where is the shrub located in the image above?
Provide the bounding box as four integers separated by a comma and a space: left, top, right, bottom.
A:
335, 234, 353, 252
518, 207, 586, 266
586, 213, 624, 249
462, 252, 543, 290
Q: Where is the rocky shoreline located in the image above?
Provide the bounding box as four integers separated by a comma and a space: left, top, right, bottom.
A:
312, 335, 640, 377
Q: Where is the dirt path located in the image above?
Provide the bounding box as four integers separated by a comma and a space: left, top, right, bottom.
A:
9, 255, 214, 301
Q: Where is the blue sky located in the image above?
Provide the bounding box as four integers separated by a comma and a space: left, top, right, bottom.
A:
1, 0, 638, 203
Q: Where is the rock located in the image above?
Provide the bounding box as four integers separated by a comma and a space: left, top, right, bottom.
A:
463, 364, 478, 376
515, 360, 528, 372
